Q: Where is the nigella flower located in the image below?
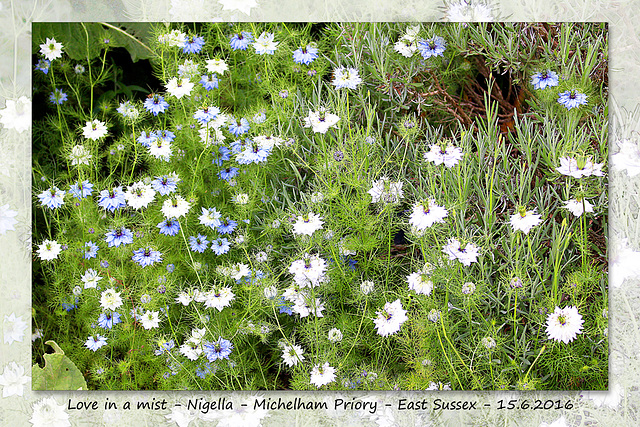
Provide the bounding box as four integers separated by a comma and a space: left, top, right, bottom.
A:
203, 337, 233, 362
199, 207, 222, 229
252, 32, 278, 55
82, 119, 108, 140
331, 67, 363, 90
303, 109, 340, 134
409, 199, 448, 230
85, 335, 107, 351
200, 74, 219, 91
38, 186, 65, 209
230, 31, 253, 50
556, 156, 604, 178
35, 58, 51, 74
218, 167, 239, 181
557, 90, 588, 110
217, 218, 237, 235
98, 311, 122, 329
368, 177, 404, 204
154, 129, 176, 143
292, 212, 324, 236
49, 88, 68, 105
137, 130, 157, 148
509, 206, 542, 234
83, 241, 99, 259
157, 218, 180, 236
293, 45, 319, 65
531, 70, 559, 90
417, 36, 446, 59
69, 180, 94, 199
189, 234, 210, 253
181, 34, 205, 54
374, 299, 408, 337
442, 238, 480, 266
546, 306, 584, 344
37, 239, 62, 261
165, 77, 195, 99
424, 142, 463, 167
310, 362, 336, 388
143, 94, 169, 116
104, 227, 134, 247
193, 106, 220, 124
228, 117, 250, 136
97, 186, 126, 211
211, 238, 231, 255
151, 174, 179, 196
213, 146, 232, 166
281, 344, 305, 367
132, 247, 163, 267
206, 58, 228, 75
39, 37, 64, 61
116, 100, 140, 120
563, 198, 594, 217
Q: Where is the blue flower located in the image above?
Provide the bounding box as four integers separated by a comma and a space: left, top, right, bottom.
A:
210, 238, 230, 255
557, 90, 588, 110
218, 167, 239, 181
253, 112, 266, 123
137, 131, 157, 148
35, 59, 51, 74
157, 218, 180, 236
84, 241, 99, 259
200, 74, 219, 91
104, 227, 134, 247
277, 297, 293, 315
228, 118, 250, 136
85, 335, 107, 351
293, 45, 319, 65
203, 337, 233, 362
193, 106, 220, 124
167, 263, 175, 273
212, 146, 232, 166
100, 260, 110, 268
49, 88, 68, 105
531, 70, 559, 90
230, 31, 253, 50
236, 269, 266, 285
98, 186, 127, 211
417, 36, 446, 59
189, 234, 210, 253
132, 247, 163, 267
151, 175, 179, 196
69, 180, 94, 200
195, 362, 214, 378
98, 311, 122, 329
154, 339, 176, 355
61, 297, 79, 312
218, 218, 238, 235
182, 34, 205, 54
154, 129, 176, 143
237, 142, 270, 165
144, 94, 169, 116
38, 186, 65, 209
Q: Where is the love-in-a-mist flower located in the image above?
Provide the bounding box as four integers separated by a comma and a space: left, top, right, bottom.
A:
289, 254, 328, 288
39, 38, 64, 61
202, 286, 234, 311
293, 44, 319, 65
0, 96, 31, 133
82, 119, 108, 140
394, 27, 418, 57
445, 0, 494, 21
228, 117, 250, 136
206, 58, 228, 74
104, 226, 134, 247
69, 180, 93, 200
189, 234, 209, 253
85, 335, 107, 351
180, 337, 202, 361
310, 362, 336, 388
303, 109, 340, 134
0, 361, 30, 397
139, 310, 160, 329
417, 36, 446, 59
157, 218, 180, 236
38, 186, 65, 209
368, 177, 404, 204
69, 145, 92, 166
563, 198, 594, 217
165, 77, 195, 99
281, 344, 305, 367
98, 312, 122, 329
531, 70, 559, 90
162, 195, 191, 218
158, 29, 186, 46
144, 94, 169, 116
230, 31, 253, 50
83, 241, 99, 259
100, 288, 123, 311
124, 181, 156, 209
98, 186, 126, 211
35, 59, 51, 74
49, 88, 68, 105
132, 247, 163, 267
374, 299, 408, 336
193, 105, 220, 124
203, 337, 233, 362
181, 34, 205, 54
81, 268, 102, 288
116, 100, 140, 120
546, 306, 584, 344
151, 174, 179, 196
424, 142, 463, 167
331, 67, 363, 90
37, 239, 62, 261
406, 270, 434, 295
198, 206, 222, 229
328, 328, 343, 342
409, 199, 448, 230
481, 336, 496, 350
556, 156, 604, 178
557, 90, 588, 110
442, 238, 480, 266
292, 212, 324, 236
210, 238, 231, 255
253, 32, 278, 55
510, 206, 542, 234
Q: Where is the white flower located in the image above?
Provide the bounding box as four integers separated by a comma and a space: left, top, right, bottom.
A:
165, 404, 198, 427
30, 397, 70, 427
282, 344, 305, 367
100, 288, 123, 311
360, 280, 375, 295
3, 313, 27, 345
310, 362, 336, 388
39, 38, 64, 61
0, 204, 18, 235
424, 143, 463, 167
406, 272, 434, 295
510, 208, 542, 234
328, 328, 343, 343
481, 336, 496, 350
179, 338, 202, 361
409, 199, 448, 229
263, 286, 278, 299
158, 29, 186, 47
148, 138, 172, 160
81, 268, 102, 289
229, 263, 250, 281
140, 310, 160, 329
445, 0, 494, 22
202, 287, 235, 311
556, 156, 604, 178
292, 212, 324, 236
0, 96, 32, 133
178, 59, 200, 79
218, 0, 258, 15
331, 67, 363, 90
206, 58, 228, 74
252, 32, 278, 55
546, 306, 584, 344
198, 207, 222, 228
165, 77, 195, 99
292, 295, 325, 318
162, 195, 191, 218
394, 36, 417, 57
0, 361, 30, 397
563, 199, 594, 217
442, 238, 479, 266
69, 145, 92, 166
368, 177, 404, 204
175, 290, 195, 306
611, 139, 640, 177
374, 299, 408, 337
303, 109, 340, 134
82, 119, 108, 140
234, 193, 249, 205
289, 254, 328, 288
37, 239, 62, 261
125, 181, 156, 209
610, 238, 640, 288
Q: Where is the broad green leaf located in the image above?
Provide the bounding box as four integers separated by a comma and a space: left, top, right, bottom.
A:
32, 340, 87, 390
